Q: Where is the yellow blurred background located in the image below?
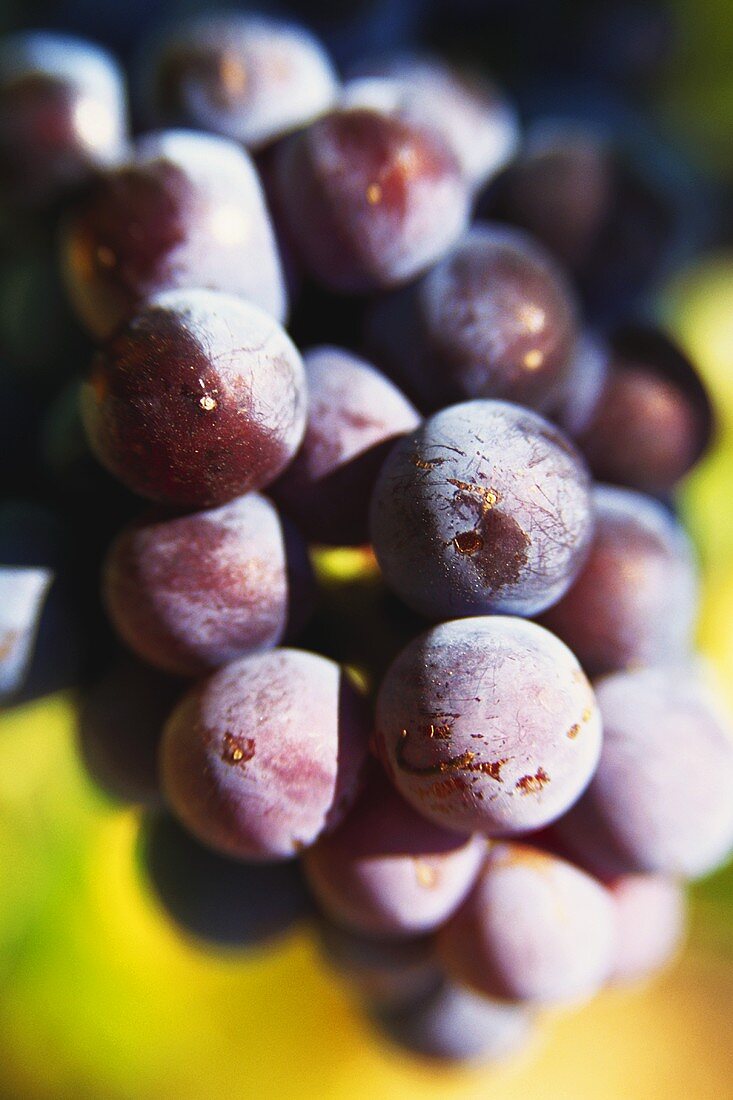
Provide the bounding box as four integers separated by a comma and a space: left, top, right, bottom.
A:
4, 0, 733, 1095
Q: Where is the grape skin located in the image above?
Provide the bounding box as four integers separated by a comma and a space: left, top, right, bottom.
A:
61, 129, 287, 339
370, 979, 534, 1064
365, 224, 579, 413
138, 13, 339, 149
103, 493, 315, 676
302, 771, 486, 938
437, 842, 616, 1004
546, 331, 610, 438
343, 53, 519, 191
161, 648, 371, 861
375, 617, 601, 837
540, 484, 699, 676
272, 346, 420, 545
81, 289, 307, 508
480, 123, 674, 316
369, 400, 594, 620
577, 326, 714, 494
555, 666, 733, 879
607, 874, 686, 986
273, 106, 470, 293
0, 32, 128, 208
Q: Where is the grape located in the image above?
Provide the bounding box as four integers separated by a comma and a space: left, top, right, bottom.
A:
540, 485, 698, 676
314, 918, 441, 1008
0, 32, 127, 208
546, 331, 609, 438
160, 648, 371, 860
482, 125, 611, 274
302, 770, 486, 938
61, 128, 286, 339
138, 13, 338, 149
375, 617, 601, 836
272, 347, 420, 545
480, 122, 674, 317
369, 400, 593, 620
272, 105, 470, 293
343, 53, 519, 190
103, 493, 316, 676
556, 666, 733, 879
365, 224, 578, 413
80, 288, 307, 507
77, 654, 181, 805
576, 325, 714, 494
437, 842, 616, 1004
607, 874, 686, 986
370, 980, 533, 1064
141, 813, 311, 947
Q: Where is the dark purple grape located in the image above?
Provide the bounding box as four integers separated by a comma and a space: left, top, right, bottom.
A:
370, 980, 533, 1064
555, 666, 733, 879
273, 105, 470, 293
370, 400, 593, 619
576, 326, 714, 494
482, 125, 611, 273
365, 224, 578, 413
315, 919, 441, 1008
375, 617, 601, 836
343, 53, 518, 190
546, 331, 609, 438
80, 289, 307, 507
61, 129, 286, 339
480, 122, 675, 317
0, 32, 127, 208
141, 813, 311, 947
77, 655, 181, 805
303, 770, 486, 938
540, 485, 698, 676
272, 347, 420, 546
103, 493, 316, 676
138, 13, 338, 149
607, 874, 686, 986
161, 648, 371, 860
437, 842, 616, 1004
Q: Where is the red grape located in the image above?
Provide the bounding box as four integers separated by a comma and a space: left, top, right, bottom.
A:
272, 346, 420, 545
437, 842, 616, 1004
61, 129, 286, 339
273, 105, 470, 293
303, 770, 486, 938
161, 648, 371, 860
80, 289, 307, 507
376, 617, 601, 836
103, 493, 316, 676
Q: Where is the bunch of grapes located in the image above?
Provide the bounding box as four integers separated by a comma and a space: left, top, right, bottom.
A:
1, 8, 731, 1068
